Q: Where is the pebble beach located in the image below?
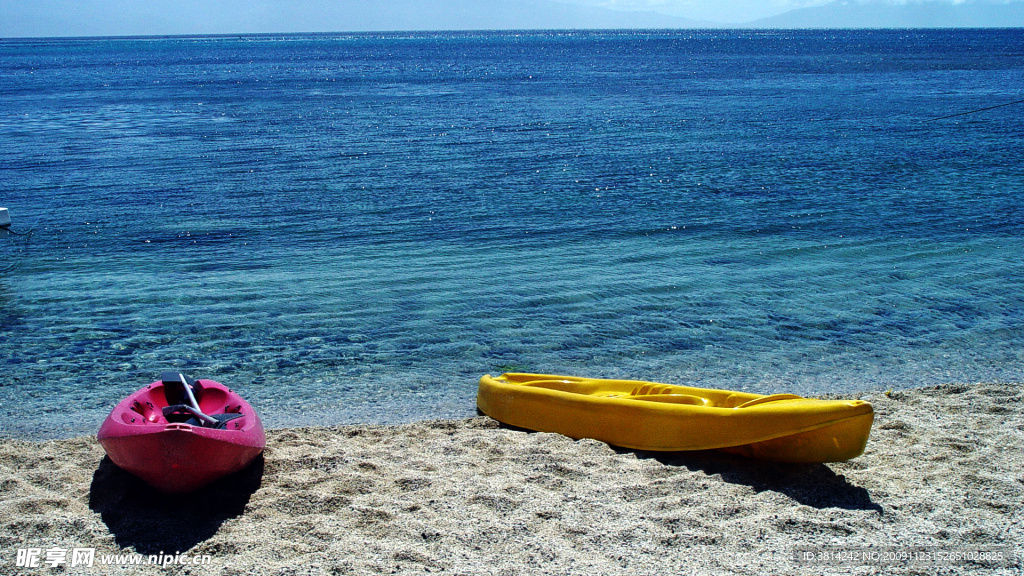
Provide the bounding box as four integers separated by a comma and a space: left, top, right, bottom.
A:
1, 383, 1022, 575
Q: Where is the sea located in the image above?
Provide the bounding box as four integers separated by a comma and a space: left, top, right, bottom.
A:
2, 29, 1023, 438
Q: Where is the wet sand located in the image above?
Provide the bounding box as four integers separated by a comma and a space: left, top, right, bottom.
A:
1, 383, 1021, 575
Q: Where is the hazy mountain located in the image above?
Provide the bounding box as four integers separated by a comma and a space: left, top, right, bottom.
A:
749, 0, 1024, 28
1, 0, 709, 38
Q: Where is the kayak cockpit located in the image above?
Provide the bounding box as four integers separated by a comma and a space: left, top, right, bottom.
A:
118, 373, 250, 430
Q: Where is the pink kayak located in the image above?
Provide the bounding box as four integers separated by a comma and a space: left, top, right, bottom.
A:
97, 373, 266, 494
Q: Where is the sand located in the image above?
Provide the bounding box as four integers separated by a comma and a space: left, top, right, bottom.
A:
1, 383, 1021, 575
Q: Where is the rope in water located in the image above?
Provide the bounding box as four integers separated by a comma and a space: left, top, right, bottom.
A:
2, 226, 33, 236
926, 97, 1024, 121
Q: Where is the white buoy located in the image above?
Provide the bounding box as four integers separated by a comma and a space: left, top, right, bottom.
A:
0, 208, 10, 228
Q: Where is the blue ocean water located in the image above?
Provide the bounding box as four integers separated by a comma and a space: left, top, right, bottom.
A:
2, 29, 1023, 438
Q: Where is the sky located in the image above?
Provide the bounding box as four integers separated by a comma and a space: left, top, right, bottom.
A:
0, 0, 1018, 37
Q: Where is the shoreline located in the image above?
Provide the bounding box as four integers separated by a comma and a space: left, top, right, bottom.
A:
2, 383, 1021, 575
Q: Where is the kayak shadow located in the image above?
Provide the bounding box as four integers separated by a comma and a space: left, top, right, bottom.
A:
88, 454, 264, 555
632, 448, 883, 512
485, 418, 882, 512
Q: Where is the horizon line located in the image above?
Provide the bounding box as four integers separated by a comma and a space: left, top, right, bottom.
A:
4, 25, 1024, 41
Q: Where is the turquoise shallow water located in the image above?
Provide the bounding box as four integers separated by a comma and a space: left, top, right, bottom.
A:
2, 29, 1023, 438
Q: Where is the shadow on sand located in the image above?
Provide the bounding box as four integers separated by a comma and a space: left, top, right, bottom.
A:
489, 418, 881, 513
88, 455, 264, 554
628, 448, 883, 512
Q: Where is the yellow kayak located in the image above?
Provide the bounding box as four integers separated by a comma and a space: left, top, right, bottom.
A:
477, 373, 873, 463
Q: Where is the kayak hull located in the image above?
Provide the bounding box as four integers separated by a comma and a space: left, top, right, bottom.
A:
97, 379, 265, 493
478, 373, 873, 463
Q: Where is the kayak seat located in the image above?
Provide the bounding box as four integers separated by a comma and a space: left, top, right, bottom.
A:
181, 413, 244, 429
210, 412, 245, 429
162, 404, 245, 429
160, 371, 205, 406
163, 404, 197, 424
